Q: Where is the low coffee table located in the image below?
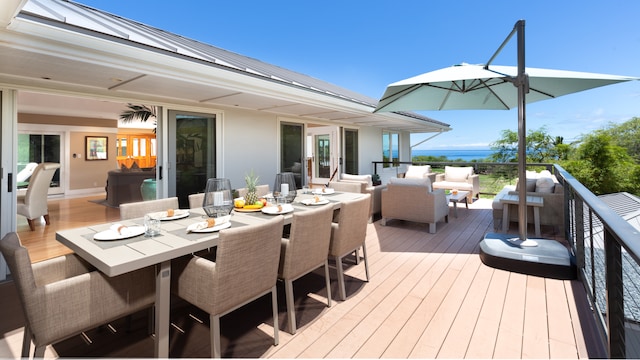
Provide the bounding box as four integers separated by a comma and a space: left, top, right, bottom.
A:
500, 194, 544, 237
447, 190, 469, 217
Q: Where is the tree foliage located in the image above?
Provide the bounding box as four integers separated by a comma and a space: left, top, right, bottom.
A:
562, 132, 639, 195
600, 117, 640, 162
488, 126, 563, 163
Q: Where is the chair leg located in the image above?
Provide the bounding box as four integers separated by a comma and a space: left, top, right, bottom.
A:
34, 345, 46, 358
354, 247, 360, 264
335, 255, 346, 301
211, 314, 221, 358
271, 285, 279, 346
21, 325, 32, 358
428, 222, 436, 233
284, 279, 297, 334
324, 260, 332, 307
44, 214, 51, 225
27, 219, 35, 231
362, 243, 370, 282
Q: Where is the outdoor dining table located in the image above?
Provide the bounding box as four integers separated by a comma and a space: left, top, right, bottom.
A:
55, 190, 366, 358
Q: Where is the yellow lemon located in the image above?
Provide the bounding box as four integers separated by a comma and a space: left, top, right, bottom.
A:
234, 199, 245, 208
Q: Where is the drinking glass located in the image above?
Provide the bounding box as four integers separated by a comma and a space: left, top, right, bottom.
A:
144, 214, 161, 237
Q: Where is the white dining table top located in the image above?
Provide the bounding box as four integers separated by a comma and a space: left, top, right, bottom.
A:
56, 191, 366, 277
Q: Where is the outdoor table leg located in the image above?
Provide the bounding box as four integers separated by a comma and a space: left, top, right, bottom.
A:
533, 206, 541, 238
154, 260, 171, 358
502, 203, 509, 232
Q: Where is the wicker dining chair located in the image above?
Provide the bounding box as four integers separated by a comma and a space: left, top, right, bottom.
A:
119, 197, 180, 220
0, 232, 155, 358
278, 204, 334, 334
329, 194, 371, 301
171, 215, 284, 357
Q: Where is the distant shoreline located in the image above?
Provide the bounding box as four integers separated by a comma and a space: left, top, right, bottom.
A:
412, 149, 494, 162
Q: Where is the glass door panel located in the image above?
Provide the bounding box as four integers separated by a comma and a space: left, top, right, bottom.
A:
17, 133, 62, 194
168, 110, 216, 208
280, 122, 304, 188
343, 128, 358, 175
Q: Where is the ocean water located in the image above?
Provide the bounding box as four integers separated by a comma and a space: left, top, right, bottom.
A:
412, 149, 494, 162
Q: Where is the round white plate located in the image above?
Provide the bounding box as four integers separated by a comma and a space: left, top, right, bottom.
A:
94, 225, 145, 241
301, 198, 330, 206
188, 221, 231, 233
312, 188, 335, 195
152, 209, 190, 221
261, 204, 294, 215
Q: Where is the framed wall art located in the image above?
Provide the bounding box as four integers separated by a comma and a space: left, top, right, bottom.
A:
85, 136, 108, 160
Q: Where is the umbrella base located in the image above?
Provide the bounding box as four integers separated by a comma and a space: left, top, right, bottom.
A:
479, 232, 576, 280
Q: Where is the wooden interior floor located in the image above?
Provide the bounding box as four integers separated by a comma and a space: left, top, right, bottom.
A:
1, 194, 605, 358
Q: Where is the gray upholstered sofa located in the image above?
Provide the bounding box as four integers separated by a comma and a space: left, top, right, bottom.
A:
106, 168, 156, 207
492, 170, 565, 233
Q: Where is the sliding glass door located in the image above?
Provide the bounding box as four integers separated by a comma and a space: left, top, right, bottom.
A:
168, 110, 216, 208
17, 132, 63, 195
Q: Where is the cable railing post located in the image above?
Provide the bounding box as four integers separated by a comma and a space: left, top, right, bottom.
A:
605, 229, 625, 358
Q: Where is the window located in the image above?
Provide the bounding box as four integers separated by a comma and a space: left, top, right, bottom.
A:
382, 131, 399, 168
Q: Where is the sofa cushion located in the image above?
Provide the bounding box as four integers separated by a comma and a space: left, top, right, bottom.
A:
432, 181, 473, 193
389, 177, 432, 192
535, 176, 555, 193
405, 165, 431, 179
340, 173, 372, 186
516, 178, 537, 192
445, 166, 473, 182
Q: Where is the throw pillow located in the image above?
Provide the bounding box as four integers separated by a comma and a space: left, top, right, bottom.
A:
389, 177, 432, 192
516, 178, 537, 192
120, 164, 130, 172
535, 177, 555, 193
341, 173, 373, 186
444, 166, 473, 182
405, 165, 431, 179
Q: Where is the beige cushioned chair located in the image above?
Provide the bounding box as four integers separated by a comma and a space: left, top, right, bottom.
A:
119, 197, 180, 220
381, 177, 449, 234
17, 162, 60, 231
329, 194, 371, 301
171, 215, 284, 357
0, 232, 155, 358
432, 166, 480, 202
278, 204, 334, 334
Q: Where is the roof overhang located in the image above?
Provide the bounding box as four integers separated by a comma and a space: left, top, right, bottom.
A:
0, 0, 450, 134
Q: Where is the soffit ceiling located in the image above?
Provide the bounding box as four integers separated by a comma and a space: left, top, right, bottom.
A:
1, 0, 451, 134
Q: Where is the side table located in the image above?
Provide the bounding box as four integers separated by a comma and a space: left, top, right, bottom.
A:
500, 194, 544, 237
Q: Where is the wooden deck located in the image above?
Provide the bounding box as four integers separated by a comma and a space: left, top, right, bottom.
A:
1, 195, 602, 358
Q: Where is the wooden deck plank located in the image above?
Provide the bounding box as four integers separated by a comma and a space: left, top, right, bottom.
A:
465, 268, 510, 358
546, 278, 581, 358
522, 276, 550, 358
494, 272, 527, 358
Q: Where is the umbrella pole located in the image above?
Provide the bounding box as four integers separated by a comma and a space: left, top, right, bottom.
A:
515, 20, 538, 246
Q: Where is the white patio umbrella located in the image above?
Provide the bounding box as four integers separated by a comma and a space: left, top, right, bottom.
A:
374, 20, 637, 246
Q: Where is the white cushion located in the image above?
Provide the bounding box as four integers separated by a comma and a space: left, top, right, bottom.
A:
405, 165, 431, 179
535, 176, 555, 193
444, 166, 473, 182
516, 178, 537, 192
340, 173, 372, 186
389, 177, 432, 192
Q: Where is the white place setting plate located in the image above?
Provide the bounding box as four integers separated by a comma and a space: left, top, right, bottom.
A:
151, 209, 190, 221
94, 225, 146, 241
186, 215, 232, 233
261, 203, 294, 215
300, 198, 330, 206
312, 188, 335, 195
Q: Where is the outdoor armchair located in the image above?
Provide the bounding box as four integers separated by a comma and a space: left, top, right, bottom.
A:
278, 204, 334, 334
0, 232, 155, 358
432, 166, 480, 202
381, 177, 449, 233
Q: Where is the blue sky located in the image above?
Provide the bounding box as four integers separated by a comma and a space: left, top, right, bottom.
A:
78, 0, 640, 150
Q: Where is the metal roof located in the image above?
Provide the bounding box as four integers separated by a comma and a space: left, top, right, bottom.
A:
10, 0, 450, 132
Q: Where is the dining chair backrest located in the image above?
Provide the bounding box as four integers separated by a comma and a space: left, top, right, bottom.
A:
329, 194, 371, 257
188, 193, 204, 209
280, 204, 334, 280
18, 163, 60, 219
236, 184, 270, 199
212, 215, 283, 316
119, 197, 180, 220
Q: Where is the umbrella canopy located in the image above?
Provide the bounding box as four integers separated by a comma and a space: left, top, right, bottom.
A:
374, 63, 637, 113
